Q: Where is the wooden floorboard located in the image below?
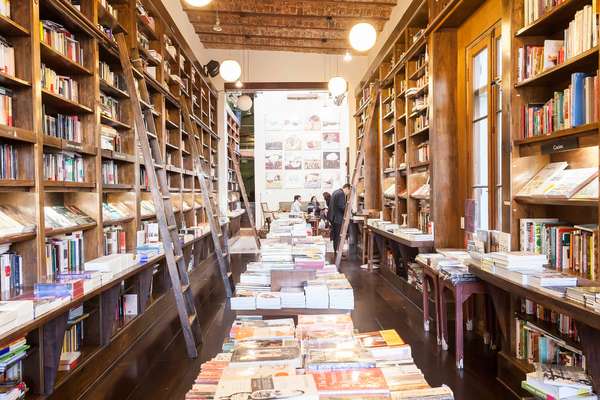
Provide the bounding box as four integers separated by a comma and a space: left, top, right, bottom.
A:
83, 253, 512, 400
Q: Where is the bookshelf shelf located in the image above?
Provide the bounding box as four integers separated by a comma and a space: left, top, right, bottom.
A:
45, 222, 97, 237
103, 216, 134, 227
0, 231, 36, 245
101, 115, 130, 130
0, 72, 30, 89
98, 5, 127, 34
40, 43, 92, 76
516, 312, 582, 351
513, 196, 598, 207
411, 160, 431, 169
99, 80, 129, 99
41, 89, 93, 114
0, 14, 29, 36
410, 126, 429, 136
409, 62, 428, 80
514, 123, 599, 146
515, 46, 599, 88
515, 0, 593, 37
0, 179, 34, 188
103, 184, 134, 191
0, 126, 36, 143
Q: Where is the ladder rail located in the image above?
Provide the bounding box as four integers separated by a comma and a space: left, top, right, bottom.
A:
335, 84, 380, 268
180, 100, 233, 297
115, 33, 201, 358
227, 141, 261, 250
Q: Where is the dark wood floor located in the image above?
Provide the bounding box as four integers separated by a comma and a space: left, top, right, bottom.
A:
84, 253, 512, 400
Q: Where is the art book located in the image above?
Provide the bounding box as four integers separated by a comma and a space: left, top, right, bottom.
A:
214, 375, 318, 400
309, 368, 389, 396
230, 346, 302, 368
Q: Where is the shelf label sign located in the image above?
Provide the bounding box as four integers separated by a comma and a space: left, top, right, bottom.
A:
541, 137, 579, 154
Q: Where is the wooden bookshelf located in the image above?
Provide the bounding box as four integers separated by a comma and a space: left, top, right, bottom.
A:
0, 0, 223, 397
226, 104, 241, 213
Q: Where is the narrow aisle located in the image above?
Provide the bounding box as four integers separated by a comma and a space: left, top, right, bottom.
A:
113, 254, 511, 400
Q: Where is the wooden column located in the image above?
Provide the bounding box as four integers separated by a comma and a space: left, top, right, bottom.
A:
364, 102, 382, 211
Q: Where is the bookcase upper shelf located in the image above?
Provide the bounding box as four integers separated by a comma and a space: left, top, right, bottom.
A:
515, 0, 593, 37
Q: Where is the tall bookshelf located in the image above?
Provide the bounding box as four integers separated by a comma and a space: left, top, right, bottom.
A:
0, 0, 223, 397
226, 104, 240, 212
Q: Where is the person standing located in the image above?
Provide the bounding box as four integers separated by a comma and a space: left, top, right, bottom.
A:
291, 194, 302, 213
328, 184, 351, 257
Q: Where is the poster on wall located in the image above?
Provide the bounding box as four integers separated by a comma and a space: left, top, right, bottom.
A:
323, 151, 341, 169
284, 134, 302, 151
303, 133, 321, 150
284, 152, 303, 170
320, 107, 341, 130
322, 132, 340, 150
265, 113, 284, 131
321, 171, 340, 189
265, 172, 283, 189
265, 151, 283, 169
305, 114, 322, 131
304, 172, 321, 189
265, 135, 283, 150
303, 151, 322, 170
284, 171, 304, 189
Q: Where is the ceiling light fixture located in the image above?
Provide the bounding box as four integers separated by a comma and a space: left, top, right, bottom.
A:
328, 76, 347, 97
219, 60, 241, 82
343, 50, 352, 62
237, 95, 253, 112
184, 0, 213, 6
212, 10, 222, 32
349, 22, 377, 52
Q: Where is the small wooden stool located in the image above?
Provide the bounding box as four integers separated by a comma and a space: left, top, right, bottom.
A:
422, 265, 442, 345
439, 277, 487, 369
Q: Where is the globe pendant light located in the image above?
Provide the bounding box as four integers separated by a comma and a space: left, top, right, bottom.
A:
349, 22, 377, 52
184, 0, 213, 6
343, 50, 353, 62
237, 95, 253, 112
328, 76, 347, 97
219, 60, 241, 82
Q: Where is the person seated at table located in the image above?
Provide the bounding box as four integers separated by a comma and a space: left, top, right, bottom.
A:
291, 194, 302, 213
307, 195, 321, 216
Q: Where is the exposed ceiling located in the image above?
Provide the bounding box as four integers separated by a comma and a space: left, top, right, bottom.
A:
182, 0, 397, 54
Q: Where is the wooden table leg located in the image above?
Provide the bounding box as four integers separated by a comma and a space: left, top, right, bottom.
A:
423, 275, 430, 332
455, 286, 464, 369
440, 286, 449, 351
368, 230, 374, 271
433, 277, 441, 345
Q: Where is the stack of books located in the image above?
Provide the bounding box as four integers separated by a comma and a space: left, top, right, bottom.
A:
368, 219, 434, 242
566, 286, 600, 312
0, 336, 29, 399
185, 315, 454, 400
522, 364, 594, 399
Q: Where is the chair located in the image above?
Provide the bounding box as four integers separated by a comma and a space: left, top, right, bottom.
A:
260, 202, 278, 230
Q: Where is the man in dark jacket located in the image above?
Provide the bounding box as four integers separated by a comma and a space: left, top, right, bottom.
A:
328, 183, 351, 257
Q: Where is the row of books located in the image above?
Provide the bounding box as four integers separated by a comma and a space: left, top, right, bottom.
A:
60, 306, 85, 371
43, 106, 82, 143
103, 226, 126, 256
101, 159, 120, 185
45, 231, 85, 276
523, 0, 565, 26
515, 317, 584, 367
416, 250, 477, 285
40, 20, 84, 66
517, 5, 598, 81
519, 218, 598, 279
100, 92, 120, 121
0, 142, 17, 180
43, 151, 85, 182
0, 35, 14, 77
41, 64, 79, 102
522, 298, 578, 340
0, 86, 12, 127
520, 71, 598, 138
45, 205, 94, 230
0, 337, 28, 399
416, 142, 429, 162
266, 216, 311, 239
99, 61, 126, 91
102, 201, 131, 221
0, 249, 22, 297
100, 124, 122, 153
186, 315, 454, 400
516, 162, 598, 200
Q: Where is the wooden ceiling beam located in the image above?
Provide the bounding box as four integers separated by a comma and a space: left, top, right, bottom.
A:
187, 13, 387, 31
197, 33, 349, 50
193, 24, 348, 40
182, 0, 394, 19
202, 42, 350, 55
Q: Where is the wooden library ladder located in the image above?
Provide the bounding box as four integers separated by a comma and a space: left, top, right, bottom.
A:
180, 99, 235, 298
227, 140, 261, 250
115, 33, 203, 358
335, 83, 380, 268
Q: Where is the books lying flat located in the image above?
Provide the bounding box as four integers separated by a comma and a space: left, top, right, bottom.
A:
0, 205, 35, 236
310, 368, 389, 396
229, 318, 296, 341
305, 346, 375, 371
517, 162, 568, 197
356, 330, 412, 361
221, 364, 297, 379
391, 385, 455, 399
230, 346, 302, 368
214, 375, 319, 400
298, 314, 353, 327
491, 252, 547, 269
541, 168, 599, 199
231, 290, 257, 311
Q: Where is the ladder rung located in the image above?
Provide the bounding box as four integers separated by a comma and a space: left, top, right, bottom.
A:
162, 195, 171, 200
168, 224, 178, 231
175, 255, 183, 262
181, 283, 190, 293
155, 164, 165, 169
188, 313, 197, 325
